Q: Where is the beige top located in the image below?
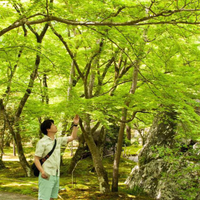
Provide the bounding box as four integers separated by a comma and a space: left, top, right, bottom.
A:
35, 135, 69, 176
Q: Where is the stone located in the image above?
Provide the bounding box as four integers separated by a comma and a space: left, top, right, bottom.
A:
125, 110, 200, 200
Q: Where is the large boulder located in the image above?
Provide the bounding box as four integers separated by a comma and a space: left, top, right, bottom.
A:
125, 111, 200, 200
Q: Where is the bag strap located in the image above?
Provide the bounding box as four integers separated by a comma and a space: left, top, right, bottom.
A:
41, 139, 57, 163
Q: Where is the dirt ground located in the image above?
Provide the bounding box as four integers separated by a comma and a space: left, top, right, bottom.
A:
0, 191, 37, 200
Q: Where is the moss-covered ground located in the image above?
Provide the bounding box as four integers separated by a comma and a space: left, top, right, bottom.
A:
0, 145, 153, 200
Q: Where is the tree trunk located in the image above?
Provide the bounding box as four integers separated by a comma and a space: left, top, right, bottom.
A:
112, 60, 140, 191
68, 127, 106, 174
13, 139, 16, 156
67, 60, 75, 158
0, 102, 5, 158
42, 74, 49, 104
0, 99, 5, 169
0, 158, 5, 168
112, 108, 127, 192
15, 118, 31, 176
83, 131, 110, 193
83, 115, 110, 193
68, 145, 88, 173
38, 117, 43, 139
1, 27, 27, 164
4, 113, 31, 176
68, 134, 86, 173
138, 129, 145, 146
96, 127, 106, 159
126, 125, 131, 141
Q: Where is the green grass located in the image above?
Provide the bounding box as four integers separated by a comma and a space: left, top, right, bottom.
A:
0, 161, 38, 196
0, 145, 153, 200
122, 144, 142, 156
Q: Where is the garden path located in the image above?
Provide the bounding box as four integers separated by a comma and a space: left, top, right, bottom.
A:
0, 191, 37, 200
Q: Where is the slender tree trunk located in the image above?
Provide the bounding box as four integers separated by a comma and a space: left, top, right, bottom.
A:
38, 117, 43, 139
0, 99, 5, 169
134, 123, 146, 145
42, 74, 49, 104
0, 107, 5, 158
112, 58, 140, 191
15, 118, 31, 176
112, 108, 127, 192
13, 140, 16, 156
138, 129, 145, 146
0, 159, 5, 169
126, 125, 131, 141
60, 60, 76, 164
68, 61, 75, 157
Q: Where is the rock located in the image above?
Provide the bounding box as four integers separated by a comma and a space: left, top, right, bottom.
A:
125, 110, 200, 200
127, 155, 138, 162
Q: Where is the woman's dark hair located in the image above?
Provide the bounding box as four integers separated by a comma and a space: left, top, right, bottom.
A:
40, 119, 54, 135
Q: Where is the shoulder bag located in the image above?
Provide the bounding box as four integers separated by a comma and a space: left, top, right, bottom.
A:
31, 139, 57, 177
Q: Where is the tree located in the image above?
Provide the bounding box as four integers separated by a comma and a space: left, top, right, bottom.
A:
0, 0, 200, 193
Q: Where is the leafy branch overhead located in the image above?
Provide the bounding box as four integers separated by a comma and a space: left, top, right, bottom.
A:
1, 1, 200, 36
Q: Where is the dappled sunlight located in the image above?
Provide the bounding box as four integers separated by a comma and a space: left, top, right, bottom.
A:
2, 182, 33, 187
0, 146, 152, 199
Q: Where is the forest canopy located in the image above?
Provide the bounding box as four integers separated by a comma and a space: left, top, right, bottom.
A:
0, 0, 200, 195
1, 0, 200, 135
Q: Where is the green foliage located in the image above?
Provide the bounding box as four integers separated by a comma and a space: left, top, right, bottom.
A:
126, 185, 147, 196
1, 0, 200, 150
1, 1, 200, 196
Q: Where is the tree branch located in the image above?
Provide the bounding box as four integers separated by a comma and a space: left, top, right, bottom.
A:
79, 118, 86, 134
91, 121, 101, 134
1, 8, 200, 36
118, 110, 148, 123
101, 6, 126, 22
50, 24, 84, 78
84, 40, 104, 80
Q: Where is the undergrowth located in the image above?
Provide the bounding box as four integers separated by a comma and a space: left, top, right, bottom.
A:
0, 145, 153, 200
